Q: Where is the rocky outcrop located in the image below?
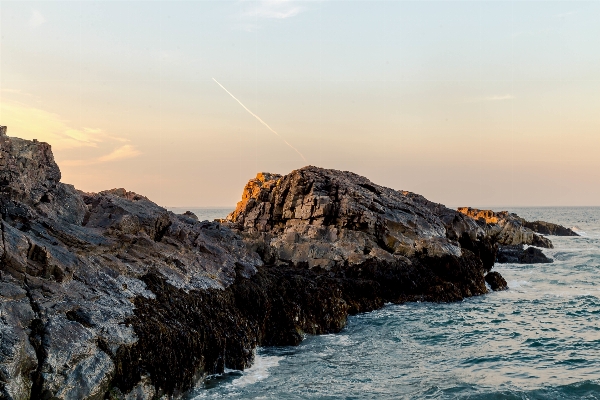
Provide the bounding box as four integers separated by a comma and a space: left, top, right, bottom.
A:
226, 168, 505, 297
457, 208, 556, 249
457, 207, 574, 264
521, 220, 579, 237
0, 127, 262, 399
497, 245, 553, 264
227, 168, 496, 270
485, 271, 507, 291
0, 127, 576, 399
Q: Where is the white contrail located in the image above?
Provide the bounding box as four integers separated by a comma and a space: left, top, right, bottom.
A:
212, 77, 306, 162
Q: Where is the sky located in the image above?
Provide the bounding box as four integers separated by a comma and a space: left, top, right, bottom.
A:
0, 1, 599, 207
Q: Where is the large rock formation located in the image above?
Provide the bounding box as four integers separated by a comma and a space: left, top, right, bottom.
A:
0, 127, 262, 399
0, 127, 577, 399
225, 167, 502, 297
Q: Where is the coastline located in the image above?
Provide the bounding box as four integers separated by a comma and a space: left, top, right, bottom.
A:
0, 128, 575, 399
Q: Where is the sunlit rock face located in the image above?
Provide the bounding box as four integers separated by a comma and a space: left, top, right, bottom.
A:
226, 166, 495, 269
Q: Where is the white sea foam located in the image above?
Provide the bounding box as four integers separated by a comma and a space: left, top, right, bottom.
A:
508, 280, 532, 289
229, 353, 284, 389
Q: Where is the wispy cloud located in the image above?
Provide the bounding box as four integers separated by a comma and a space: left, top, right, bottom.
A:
242, 0, 304, 20
0, 100, 129, 150
0, 88, 41, 100
29, 9, 46, 28
62, 145, 142, 166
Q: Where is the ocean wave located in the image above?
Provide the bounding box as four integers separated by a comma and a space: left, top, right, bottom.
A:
194, 208, 600, 400
448, 380, 600, 399
229, 354, 284, 389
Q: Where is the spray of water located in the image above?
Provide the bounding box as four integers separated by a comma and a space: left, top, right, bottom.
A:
212, 78, 307, 162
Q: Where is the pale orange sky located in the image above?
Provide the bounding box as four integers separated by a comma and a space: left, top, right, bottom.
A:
1, 1, 599, 207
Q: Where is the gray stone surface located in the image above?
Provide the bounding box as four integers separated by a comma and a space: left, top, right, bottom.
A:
0, 132, 261, 399
226, 168, 490, 270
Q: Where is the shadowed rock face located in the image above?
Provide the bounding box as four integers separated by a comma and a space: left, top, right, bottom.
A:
0, 128, 575, 399
485, 271, 507, 291
497, 245, 554, 264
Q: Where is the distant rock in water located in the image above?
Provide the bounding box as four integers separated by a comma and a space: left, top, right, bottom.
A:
497, 245, 554, 264
458, 207, 555, 248
0, 126, 576, 399
182, 210, 199, 220
457, 207, 572, 264
522, 220, 579, 237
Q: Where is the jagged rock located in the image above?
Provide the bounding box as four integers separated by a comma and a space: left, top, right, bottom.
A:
497, 245, 553, 264
520, 246, 553, 264
0, 129, 573, 399
0, 127, 61, 208
227, 168, 494, 271
458, 207, 555, 249
485, 271, 508, 291
0, 129, 261, 399
522, 220, 578, 236
182, 211, 198, 221
0, 280, 38, 400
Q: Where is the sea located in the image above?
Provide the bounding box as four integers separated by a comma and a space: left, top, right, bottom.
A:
171, 207, 600, 400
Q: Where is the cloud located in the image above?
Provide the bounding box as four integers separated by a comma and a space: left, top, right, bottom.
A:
29, 9, 46, 28
0, 100, 128, 150
98, 145, 141, 162
485, 95, 515, 101
242, 0, 303, 20
62, 145, 142, 166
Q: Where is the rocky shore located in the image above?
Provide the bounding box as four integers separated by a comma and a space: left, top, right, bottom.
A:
0, 127, 577, 399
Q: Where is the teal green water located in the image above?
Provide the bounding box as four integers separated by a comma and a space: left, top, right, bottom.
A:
187, 207, 600, 399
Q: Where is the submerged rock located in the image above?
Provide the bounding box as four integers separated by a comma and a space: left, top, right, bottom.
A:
485, 271, 508, 291
0, 127, 573, 398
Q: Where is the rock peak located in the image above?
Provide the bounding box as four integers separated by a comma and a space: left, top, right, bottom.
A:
0, 125, 7, 136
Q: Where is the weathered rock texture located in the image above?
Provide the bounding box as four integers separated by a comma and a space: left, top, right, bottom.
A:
0, 127, 261, 399
226, 168, 504, 295
0, 127, 575, 399
496, 245, 554, 264
457, 207, 576, 264
484, 271, 508, 291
